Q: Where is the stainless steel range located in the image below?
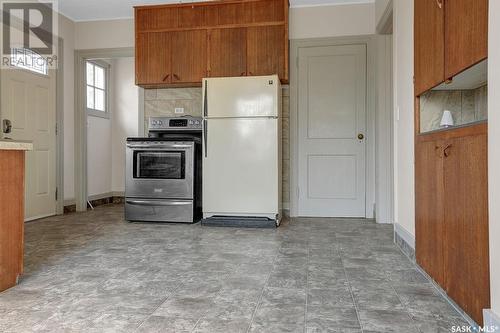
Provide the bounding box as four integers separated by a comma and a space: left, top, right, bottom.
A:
125, 116, 202, 223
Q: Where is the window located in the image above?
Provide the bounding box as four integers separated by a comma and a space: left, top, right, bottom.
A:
10, 48, 48, 75
86, 61, 109, 117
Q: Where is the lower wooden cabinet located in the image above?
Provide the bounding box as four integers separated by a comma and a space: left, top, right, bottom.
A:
415, 125, 490, 325
0, 150, 25, 292
415, 139, 445, 287
442, 133, 489, 324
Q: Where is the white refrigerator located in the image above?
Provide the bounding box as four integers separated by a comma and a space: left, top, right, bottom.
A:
202, 75, 282, 226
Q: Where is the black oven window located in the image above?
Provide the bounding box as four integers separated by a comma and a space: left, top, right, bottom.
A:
134, 151, 185, 179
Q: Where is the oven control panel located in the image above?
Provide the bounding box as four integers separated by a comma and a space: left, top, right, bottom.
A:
149, 116, 202, 131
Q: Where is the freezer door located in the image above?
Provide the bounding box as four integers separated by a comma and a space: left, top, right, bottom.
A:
203, 118, 280, 216
203, 75, 280, 118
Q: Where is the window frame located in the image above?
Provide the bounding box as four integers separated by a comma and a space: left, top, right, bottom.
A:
85, 60, 110, 119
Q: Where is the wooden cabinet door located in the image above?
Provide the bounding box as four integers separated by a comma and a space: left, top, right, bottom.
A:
208, 28, 247, 78
135, 32, 171, 85
415, 140, 445, 286
414, 0, 445, 95
444, 0, 488, 79
443, 133, 489, 325
170, 30, 208, 84
247, 25, 286, 80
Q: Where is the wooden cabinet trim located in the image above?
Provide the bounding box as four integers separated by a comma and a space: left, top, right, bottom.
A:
134, 0, 288, 10
416, 122, 487, 143
137, 21, 286, 33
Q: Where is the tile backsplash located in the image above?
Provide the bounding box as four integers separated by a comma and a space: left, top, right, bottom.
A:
143, 86, 291, 210
419, 84, 487, 133
144, 87, 202, 132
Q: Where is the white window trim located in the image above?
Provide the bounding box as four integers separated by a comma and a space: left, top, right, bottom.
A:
86, 60, 110, 119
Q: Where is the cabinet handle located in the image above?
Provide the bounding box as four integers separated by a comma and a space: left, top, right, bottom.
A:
443, 144, 452, 157
436, 0, 443, 9
162, 74, 170, 82
173, 74, 180, 81
240, 72, 246, 76
435, 145, 443, 158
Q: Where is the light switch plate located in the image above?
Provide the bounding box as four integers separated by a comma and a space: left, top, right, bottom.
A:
174, 107, 185, 114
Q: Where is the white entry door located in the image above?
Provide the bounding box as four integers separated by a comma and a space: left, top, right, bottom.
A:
297, 44, 367, 217
1, 67, 57, 221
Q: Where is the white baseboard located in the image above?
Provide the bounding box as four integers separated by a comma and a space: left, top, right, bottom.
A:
394, 223, 415, 249
484, 309, 500, 331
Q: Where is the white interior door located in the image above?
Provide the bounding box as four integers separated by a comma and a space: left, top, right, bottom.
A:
1, 68, 56, 221
297, 44, 367, 217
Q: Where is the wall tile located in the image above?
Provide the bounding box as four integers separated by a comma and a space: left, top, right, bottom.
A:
156, 87, 202, 101
419, 85, 488, 133
282, 118, 290, 141
282, 137, 290, 160
144, 89, 157, 101
475, 85, 488, 121
144, 86, 291, 207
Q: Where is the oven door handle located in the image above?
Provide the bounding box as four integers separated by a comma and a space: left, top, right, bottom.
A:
126, 143, 193, 149
126, 200, 192, 206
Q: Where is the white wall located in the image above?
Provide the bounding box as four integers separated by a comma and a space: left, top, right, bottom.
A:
488, 0, 500, 320
87, 116, 112, 197
58, 14, 76, 201
392, 0, 415, 237
60, 19, 136, 201
75, 19, 134, 49
289, 3, 375, 39
86, 57, 138, 198
375, 34, 393, 223
111, 57, 138, 193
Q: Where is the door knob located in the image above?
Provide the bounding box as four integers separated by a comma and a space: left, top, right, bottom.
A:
2, 119, 12, 134
357, 133, 364, 140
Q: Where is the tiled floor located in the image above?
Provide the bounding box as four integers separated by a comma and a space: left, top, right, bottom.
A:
0, 204, 468, 332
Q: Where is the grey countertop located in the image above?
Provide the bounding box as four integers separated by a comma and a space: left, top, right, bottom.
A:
0, 138, 33, 151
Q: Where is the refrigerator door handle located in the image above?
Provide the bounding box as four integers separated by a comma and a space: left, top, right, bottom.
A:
204, 80, 208, 117
203, 119, 208, 158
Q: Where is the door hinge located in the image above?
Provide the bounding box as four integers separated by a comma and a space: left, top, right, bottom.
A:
55, 187, 58, 200
55, 123, 58, 135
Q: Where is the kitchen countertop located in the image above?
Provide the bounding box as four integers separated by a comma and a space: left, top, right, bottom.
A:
0, 139, 33, 151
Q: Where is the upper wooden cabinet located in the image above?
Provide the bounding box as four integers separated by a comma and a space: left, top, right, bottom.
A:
414, 0, 445, 96
414, 0, 488, 95
445, 0, 488, 79
135, 0, 290, 87
171, 30, 208, 84
208, 28, 247, 78
136, 32, 172, 86
247, 25, 287, 79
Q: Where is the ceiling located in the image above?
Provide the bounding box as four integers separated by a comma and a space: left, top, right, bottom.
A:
58, 0, 374, 22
